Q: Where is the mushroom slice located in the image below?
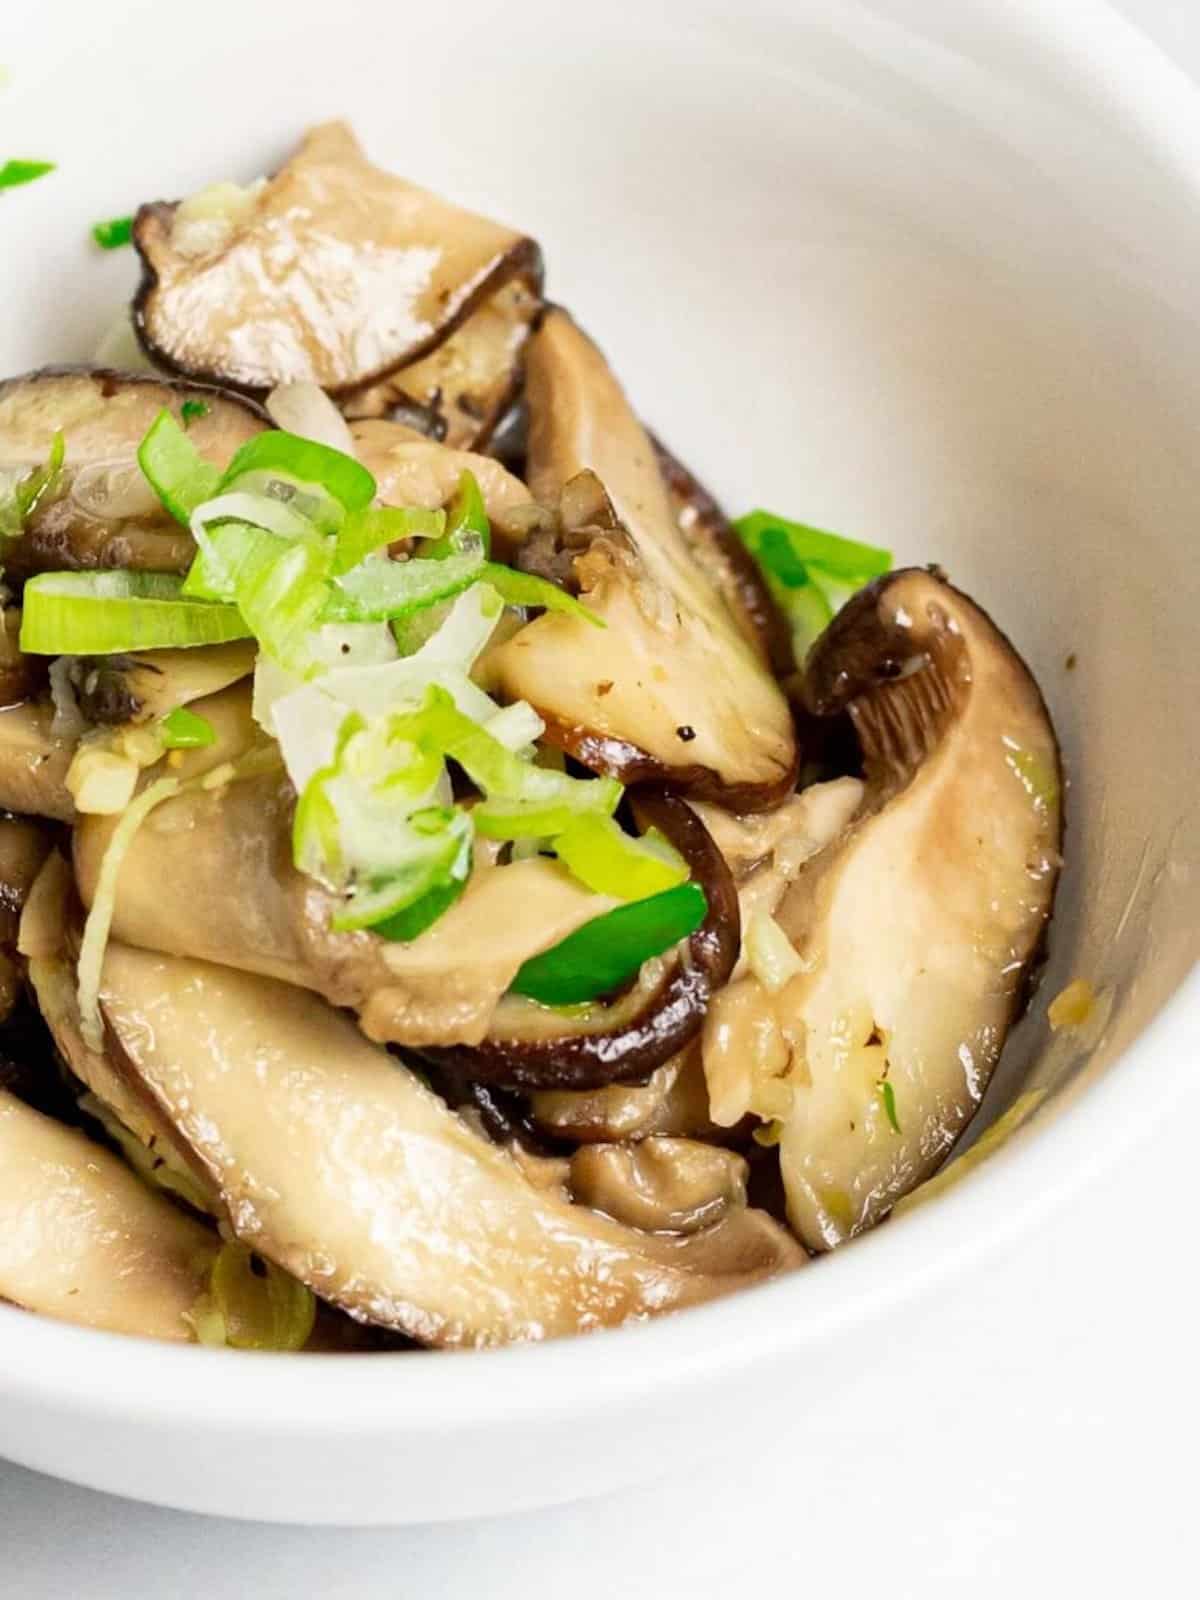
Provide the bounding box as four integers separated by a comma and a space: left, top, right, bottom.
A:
28, 946, 216, 1217
0, 816, 52, 1024
340, 276, 541, 450
0, 1087, 213, 1340
98, 945, 803, 1346
67, 639, 256, 726
650, 433, 794, 677
0, 366, 267, 580
133, 120, 542, 395
350, 419, 533, 539
716, 569, 1062, 1250
0, 608, 41, 707
486, 309, 796, 809
530, 1045, 717, 1144
422, 792, 741, 1091
0, 700, 76, 820
570, 1137, 750, 1235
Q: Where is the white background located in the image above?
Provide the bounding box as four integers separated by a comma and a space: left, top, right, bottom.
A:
3, 3, 1197, 1594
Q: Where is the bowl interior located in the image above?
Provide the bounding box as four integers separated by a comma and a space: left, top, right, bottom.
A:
1, 0, 1198, 1522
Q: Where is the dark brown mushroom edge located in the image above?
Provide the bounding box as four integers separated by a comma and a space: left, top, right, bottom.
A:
0, 119, 1064, 1353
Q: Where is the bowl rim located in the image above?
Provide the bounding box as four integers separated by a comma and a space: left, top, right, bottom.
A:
1, 0, 1198, 1441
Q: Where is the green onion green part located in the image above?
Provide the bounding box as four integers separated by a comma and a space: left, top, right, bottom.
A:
91, 214, 133, 249
138, 410, 222, 524
221, 430, 376, 515
0, 159, 55, 192
480, 563, 605, 627
510, 882, 708, 1006
180, 399, 211, 428
20, 571, 250, 655
158, 706, 216, 750
879, 1078, 901, 1134
0, 428, 65, 538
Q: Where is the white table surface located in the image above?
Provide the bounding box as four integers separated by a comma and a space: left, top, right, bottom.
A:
4, 3, 1197, 1593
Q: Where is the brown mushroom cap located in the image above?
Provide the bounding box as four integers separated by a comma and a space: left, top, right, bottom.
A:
133, 121, 542, 396
714, 568, 1063, 1249
650, 432, 795, 679
0, 365, 267, 580
485, 309, 798, 810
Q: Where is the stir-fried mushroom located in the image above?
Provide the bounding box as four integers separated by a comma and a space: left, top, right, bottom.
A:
485, 309, 797, 809
0, 701, 76, 821
530, 1044, 717, 1144
0, 817, 52, 1023
133, 121, 542, 397
0, 367, 266, 580
340, 277, 541, 450
350, 419, 533, 542
97, 945, 803, 1346
570, 1137, 750, 1235
67, 639, 255, 727
422, 791, 741, 1090
704, 570, 1062, 1250
650, 433, 794, 677
0, 610, 41, 707
0, 1087, 214, 1339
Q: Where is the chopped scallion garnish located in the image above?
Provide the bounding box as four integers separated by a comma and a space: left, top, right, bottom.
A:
158, 706, 216, 750
0, 159, 55, 192
19, 571, 249, 655
91, 214, 133, 249
735, 508, 892, 657
879, 1078, 901, 1134
180, 399, 211, 428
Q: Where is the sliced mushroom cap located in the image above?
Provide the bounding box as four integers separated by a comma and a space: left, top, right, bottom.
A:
570, 1137, 750, 1235
29, 946, 215, 1217
0, 1087, 213, 1340
68, 638, 256, 726
710, 569, 1062, 1249
0, 366, 267, 579
340, 276, 541, 450
133, 121, 541, 396
98, 945, 803, 1346
486, 309, 796, 809
650, 433, 794, 677
0, 700, 76, 821
530, 1044, 717, 1144
0, 608, 42, 707
350, 419, 533, 538
0, 817, 52, 1024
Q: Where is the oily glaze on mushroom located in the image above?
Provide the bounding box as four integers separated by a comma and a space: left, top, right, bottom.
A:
702, 570, 1062, 1250
98, 944, 803, 1346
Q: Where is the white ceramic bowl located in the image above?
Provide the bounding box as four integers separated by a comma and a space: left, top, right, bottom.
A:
1, 0, 1197, 1525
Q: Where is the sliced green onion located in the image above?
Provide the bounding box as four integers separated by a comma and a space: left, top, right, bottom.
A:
220, 430, 375, 514
91, 214, 133, 249
180, 399, 210, 428
480, 563, 605, 627
329, 806, 473, 932
552, 814, 688, 900
0, 428, 65, 537
510, 882, 708, 1006
332, 504, 446, 576
326, 549, 484, 622
735, 511, 892, 582
425, 469, 489, 560
20, 572, 249, 655
370, 876, 467, 943
138, 410, 222, 524
158, 706, 216, 750
879, 1078, 901, 1135
209, 1241, 316, 1352
0, 159, 55, 191
233, 533, 333, 675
